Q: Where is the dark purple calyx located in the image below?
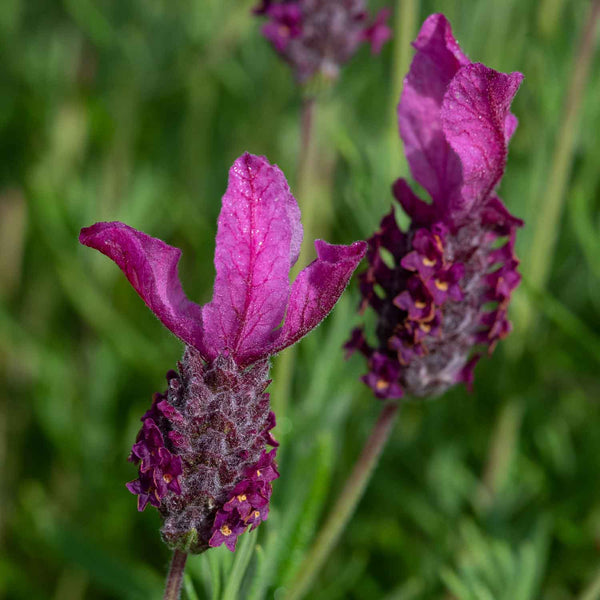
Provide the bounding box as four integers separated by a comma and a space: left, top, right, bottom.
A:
127, 348, 279, 553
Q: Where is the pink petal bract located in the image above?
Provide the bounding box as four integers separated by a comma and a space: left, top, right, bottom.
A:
264, 240, 367, 359
398, 13, 469, 210
79, 222, 207, 355
202, 153, 302, 363
441, 64, 523, 212
398, 13, 523, 223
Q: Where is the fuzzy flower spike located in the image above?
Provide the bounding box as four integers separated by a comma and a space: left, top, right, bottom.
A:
80, 153, 366, 553
255, 0, 392, 83
345, 14, 524, 400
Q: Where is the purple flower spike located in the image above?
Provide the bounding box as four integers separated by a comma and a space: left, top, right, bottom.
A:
346, 14, 523, 399
254, 0, 392, 83
80, 152, 366, 553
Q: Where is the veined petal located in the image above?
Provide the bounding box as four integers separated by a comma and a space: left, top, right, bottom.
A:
398, 13, 469, 209
202, 153, 302, 362
441, 64, 523, 213
79, 222, 207, 355
257, 239, 367, 362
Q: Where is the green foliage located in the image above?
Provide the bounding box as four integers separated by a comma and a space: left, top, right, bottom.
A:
440, 519, 550, 600
1, 0, 600, 598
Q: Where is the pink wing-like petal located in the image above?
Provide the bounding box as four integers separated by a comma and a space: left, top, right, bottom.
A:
202, 153, 302, 362
79, 222, 207, 355
398, 13, 470, 209
441, 64, 523, 213
257, 240, 367, 361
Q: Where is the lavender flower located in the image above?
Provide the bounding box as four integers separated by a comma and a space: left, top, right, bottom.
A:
80, 153, 366, 552
345, 14, 524, 400
255, 0, 391, 82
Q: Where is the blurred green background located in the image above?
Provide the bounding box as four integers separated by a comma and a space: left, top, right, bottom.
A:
1, 0, 600, 598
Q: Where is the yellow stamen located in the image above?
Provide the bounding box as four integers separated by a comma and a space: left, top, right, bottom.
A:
253, 511, 260, 519
420, 323, 431, 333
220, 525, 232, 536
415, 300, 427, 309
435, 279, 448, 291
423, 257, 436, 267
162, 473, 172, 483
237, 494, 247, 502
375, 380, 389, 391
256, 470, 261, 477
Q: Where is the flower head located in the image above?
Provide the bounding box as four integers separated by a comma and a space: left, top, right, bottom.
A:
255, 0, 392, 83
80, 153, 366, 552
345, 14, 524, 399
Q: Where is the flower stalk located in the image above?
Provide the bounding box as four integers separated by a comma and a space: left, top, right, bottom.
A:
286, 401, 399, 600
388, 0, 419, 183
296, 95, 318, 265
272, 95, 318, 424
163, 550, 187, 600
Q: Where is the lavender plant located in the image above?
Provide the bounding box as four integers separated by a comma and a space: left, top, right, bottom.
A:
79, 153, 366, 594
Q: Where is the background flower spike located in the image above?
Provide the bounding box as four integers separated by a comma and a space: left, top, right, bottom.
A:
254, 0, 392, 83
347, 13, 524, 400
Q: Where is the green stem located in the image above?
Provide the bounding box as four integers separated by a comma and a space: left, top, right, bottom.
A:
526, 0, 600, 294
295, 95, 320, 271
271, 96, 319, 424
475, 399, 523, 510
387, 0, 419, 193
297, 97, 316, 201
163, 550, 188, 600
286, 401, 400, 600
